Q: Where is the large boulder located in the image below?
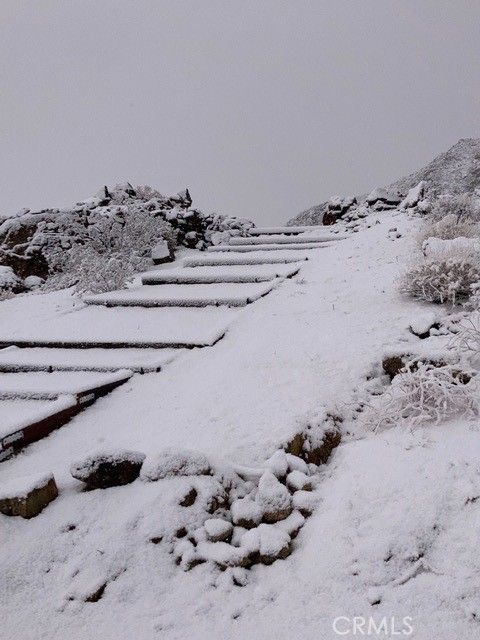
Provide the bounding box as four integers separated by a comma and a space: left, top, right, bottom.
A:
0, 472, 58, 518
71, 450, 145, 489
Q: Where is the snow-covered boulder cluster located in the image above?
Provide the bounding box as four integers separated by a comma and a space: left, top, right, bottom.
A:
0, 183, 255, 287
58, 440, 339, 574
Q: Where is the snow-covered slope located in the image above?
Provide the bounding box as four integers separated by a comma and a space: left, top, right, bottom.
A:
2, 208, 480, 639
289, 138, 480, 226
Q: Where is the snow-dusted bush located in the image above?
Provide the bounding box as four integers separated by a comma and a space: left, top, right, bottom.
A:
45, 209, 176, 293
400, 258, 480, 305
419, 214, 480, 246
422, 236, 480, 261
430, 193, 480, 223
365, 362, 479, 431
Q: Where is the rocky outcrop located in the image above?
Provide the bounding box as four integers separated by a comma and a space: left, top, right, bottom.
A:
0, 183, 254, 282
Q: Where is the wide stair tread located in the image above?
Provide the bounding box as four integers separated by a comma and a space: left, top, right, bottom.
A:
183, 253, 308, 267
0, 347, 178, 373
141, 263, 300, 285
83, 282, 277, 308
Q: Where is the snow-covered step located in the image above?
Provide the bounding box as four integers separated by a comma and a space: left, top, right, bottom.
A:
230, 234, 343, 245
0, 396, 79, 460
0, 307, 233, 349
0, 370, 133, 400
0, 347, 178, 374
183, 253, 308, 268
248, 226, 316, 235
0, 399, 56, 439
208, 242, 331, 252
141, 263, 300, 285
83, 281, 277, 308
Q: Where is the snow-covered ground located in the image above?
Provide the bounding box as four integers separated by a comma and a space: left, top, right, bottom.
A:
1, 210, 479, 639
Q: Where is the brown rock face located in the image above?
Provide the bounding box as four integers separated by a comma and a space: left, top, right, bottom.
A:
0, 476, 58, 519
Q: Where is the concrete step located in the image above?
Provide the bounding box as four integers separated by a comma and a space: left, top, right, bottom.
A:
183, 253, 308, 268
83, 282, 277, 308
0, 347, 179, 374
229, 234, 344, 245
141, 263, 300, 285
0, 370, 133, 400
0, 307, 233, 349
207, 242, 331, 252
248, 226, 316, 235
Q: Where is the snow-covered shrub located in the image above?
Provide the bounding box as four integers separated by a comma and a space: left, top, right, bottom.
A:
364, 362, 479, 431
430, 193, 480, 223
0, 265, 25, 300
45, 209, 176, 293
419, 213, 480, 246
400, 259, 480, 304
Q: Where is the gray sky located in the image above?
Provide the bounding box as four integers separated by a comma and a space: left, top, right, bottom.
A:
1, 1, 480, 224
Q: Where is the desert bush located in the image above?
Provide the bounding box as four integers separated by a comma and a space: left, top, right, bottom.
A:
430, 194, 480, 223
45, 209, 176, 293
400, 258, 480, 305
418, 213, 480, 246
364, 362, 479, 431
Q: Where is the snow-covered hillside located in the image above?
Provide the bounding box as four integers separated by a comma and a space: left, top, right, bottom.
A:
1, 200, 480, 639
290, 138, 480, 226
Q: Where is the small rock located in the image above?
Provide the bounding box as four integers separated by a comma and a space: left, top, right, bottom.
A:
0, 472, 58, 518
231, 497, 263, 529
179, 486, 197, 507
286, 470, 312, 492
197, 541, 251, 568
204, 518, 233, 542
276, 510, 306, 538
241, 523, 291, 565
71, 450, 145, 489
24, 275, 44, 289
292, 490, 318, 517
285, 453, 309, 475
266, 450, 289, 479
257, 471, 292, 523
141, 449, 211, 481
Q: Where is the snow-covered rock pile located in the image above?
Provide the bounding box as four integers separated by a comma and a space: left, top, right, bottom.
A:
0, 183, 254, 285
59, 440, 339, 574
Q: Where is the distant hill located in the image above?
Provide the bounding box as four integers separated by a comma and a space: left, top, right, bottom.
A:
289, 138, 480, 225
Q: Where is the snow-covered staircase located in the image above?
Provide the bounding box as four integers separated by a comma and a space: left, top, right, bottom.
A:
0, 222, 341, 460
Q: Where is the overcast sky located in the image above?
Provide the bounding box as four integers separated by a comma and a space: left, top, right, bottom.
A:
1, 1, 479, 224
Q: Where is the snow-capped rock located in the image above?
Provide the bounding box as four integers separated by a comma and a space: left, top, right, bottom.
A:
256, 471, 292, 523
70, 450, 145, 489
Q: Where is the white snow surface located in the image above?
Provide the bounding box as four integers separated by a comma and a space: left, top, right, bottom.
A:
141, 263, 300, 284
1, 211, 479, 638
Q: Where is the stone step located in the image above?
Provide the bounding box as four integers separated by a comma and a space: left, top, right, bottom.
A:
141, 264, 300, 285
83, 282, 277, 308
0, 370, 133, 401
229, 234, 344, 245
207, 242, 331, 252
183, 254, 308, 268
0, 307, 233, 349
248, 226, 316, 235
0, 347, 179, 374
